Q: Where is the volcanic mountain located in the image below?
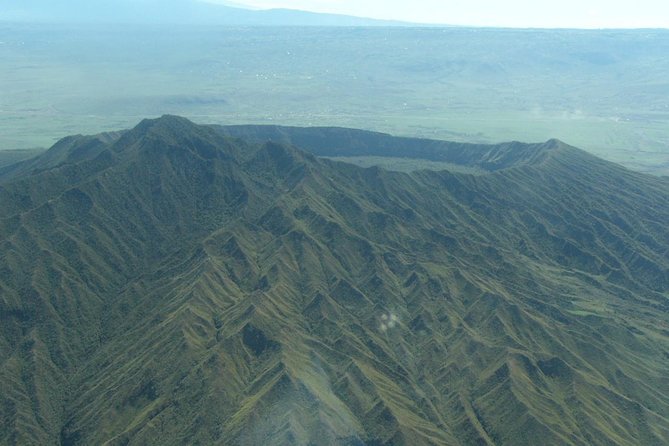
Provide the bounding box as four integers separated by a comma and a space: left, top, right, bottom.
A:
2, 0, 406, 26
1, 115, 668, 445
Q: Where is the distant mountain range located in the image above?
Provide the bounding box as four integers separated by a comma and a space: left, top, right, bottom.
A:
0, 0, 410, 26
1, 115, 668, 445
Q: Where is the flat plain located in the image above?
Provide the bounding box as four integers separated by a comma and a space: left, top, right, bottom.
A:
1, 24, 669, 173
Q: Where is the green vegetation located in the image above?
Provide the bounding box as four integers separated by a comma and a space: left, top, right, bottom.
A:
1, 116, 668, 445
322, 156, 486, 173
0, 148, 44, 168
1, 25, 668, 173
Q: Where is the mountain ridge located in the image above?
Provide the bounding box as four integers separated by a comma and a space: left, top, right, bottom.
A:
1, 0, 411, 26
1, 116, 668, 445
214, 123, 569, 171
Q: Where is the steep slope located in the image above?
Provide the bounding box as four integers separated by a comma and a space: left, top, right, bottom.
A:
0, 131, 124, 183
0, 150, 45, 170
1, 116, 668, 445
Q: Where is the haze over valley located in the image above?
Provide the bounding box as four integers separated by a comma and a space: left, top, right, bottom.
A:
1, 20, 669, 174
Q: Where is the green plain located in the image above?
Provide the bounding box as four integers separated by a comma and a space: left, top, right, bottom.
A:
1, 24, 669, 173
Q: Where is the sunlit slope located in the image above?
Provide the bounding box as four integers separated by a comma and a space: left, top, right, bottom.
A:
1, 116, 668, 445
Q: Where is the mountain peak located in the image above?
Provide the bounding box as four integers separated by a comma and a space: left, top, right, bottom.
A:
132, 114, 201, 137
109, 115, 237, 162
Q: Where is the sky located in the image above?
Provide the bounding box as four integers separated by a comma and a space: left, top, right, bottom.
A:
208, 0, 669, 28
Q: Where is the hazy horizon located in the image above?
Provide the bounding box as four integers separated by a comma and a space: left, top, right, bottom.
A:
207, 0, 669, 28
2, 0, 668, 28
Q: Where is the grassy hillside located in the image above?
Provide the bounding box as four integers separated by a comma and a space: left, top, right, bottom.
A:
1, 116, 668, 445
0, 149, 44, 169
